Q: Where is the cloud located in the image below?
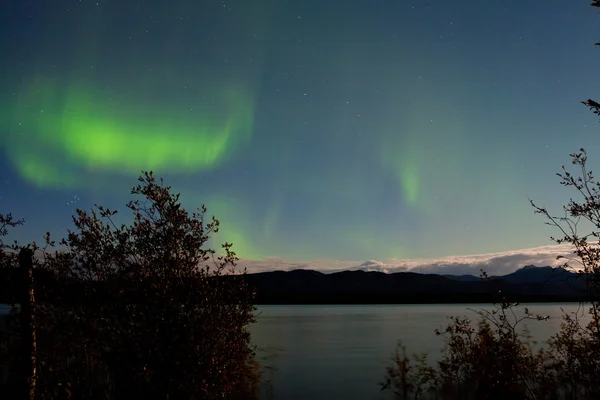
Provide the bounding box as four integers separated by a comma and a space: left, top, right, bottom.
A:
237, 244, 579, 276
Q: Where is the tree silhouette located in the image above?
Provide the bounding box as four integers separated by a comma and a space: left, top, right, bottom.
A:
2, 172, 260, 399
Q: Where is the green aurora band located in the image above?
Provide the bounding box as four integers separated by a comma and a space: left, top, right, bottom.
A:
2, 78, 255, 188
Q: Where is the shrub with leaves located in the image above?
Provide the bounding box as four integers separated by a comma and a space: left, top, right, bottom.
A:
382, 296, 557, 400
2, 172, 259, 399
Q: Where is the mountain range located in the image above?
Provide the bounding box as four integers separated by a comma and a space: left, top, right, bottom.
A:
245, 265, 588, 304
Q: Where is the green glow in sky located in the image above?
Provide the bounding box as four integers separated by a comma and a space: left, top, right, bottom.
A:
199, 195, 267, 261
3, 78, 255, 187
400, 166, 420, 206
380, 135, 422, 208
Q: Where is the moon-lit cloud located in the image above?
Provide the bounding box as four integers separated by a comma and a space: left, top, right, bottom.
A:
237, 244, 577, 276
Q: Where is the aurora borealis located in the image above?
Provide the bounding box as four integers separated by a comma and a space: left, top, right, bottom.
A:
2, 1, 600, 271
5, 79, 254, 183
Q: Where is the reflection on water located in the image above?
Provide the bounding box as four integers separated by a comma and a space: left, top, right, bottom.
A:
250, 303, 590, 400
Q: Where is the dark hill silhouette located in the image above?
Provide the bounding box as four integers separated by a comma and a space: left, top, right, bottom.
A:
244, 266, 587, 304
0, 265, 589, 305
498, 265, 575, 284
443, 274, 481, 282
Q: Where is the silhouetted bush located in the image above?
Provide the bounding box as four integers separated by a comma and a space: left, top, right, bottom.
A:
1, 172, 260, 399
382, 299, 600, 399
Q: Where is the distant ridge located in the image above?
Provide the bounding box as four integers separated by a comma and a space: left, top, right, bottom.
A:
245, 265, 587, 304
443, 265, 576, 284
500, 265, 576, 284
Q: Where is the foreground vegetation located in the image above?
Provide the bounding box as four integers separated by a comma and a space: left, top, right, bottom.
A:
0, 173, 259, 399
382, 287, 600, 399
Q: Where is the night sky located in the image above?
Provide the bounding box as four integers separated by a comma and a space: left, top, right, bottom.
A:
2, 1, 600, 274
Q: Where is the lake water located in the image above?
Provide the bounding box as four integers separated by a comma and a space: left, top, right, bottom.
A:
250, 303, 591, 400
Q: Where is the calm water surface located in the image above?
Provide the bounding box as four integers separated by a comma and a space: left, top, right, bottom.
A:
250, 303, 591, 400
